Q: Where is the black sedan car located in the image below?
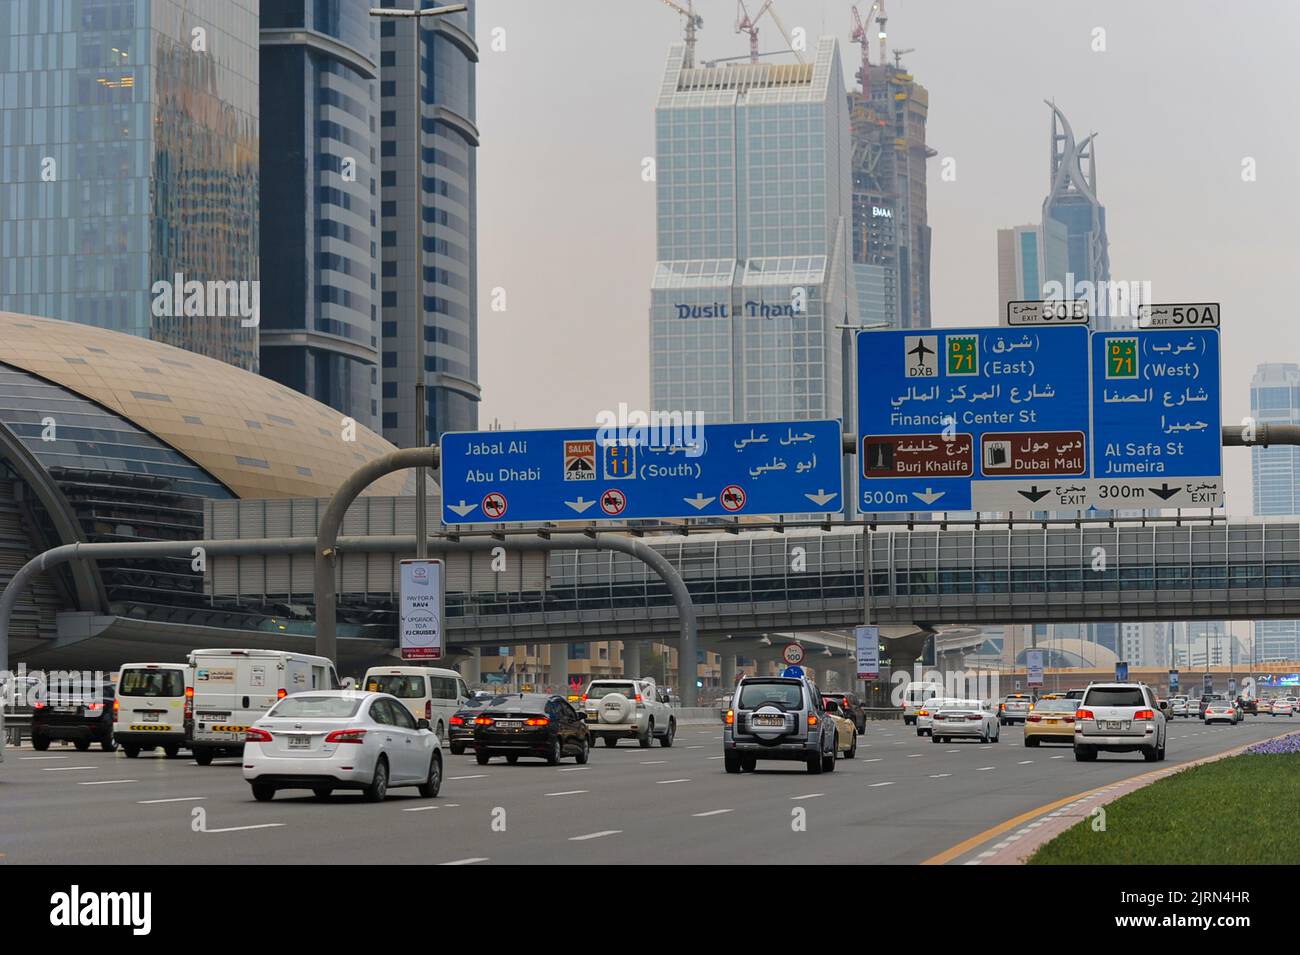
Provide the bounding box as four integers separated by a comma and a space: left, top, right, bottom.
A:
472, 693, 590, 765
32, 681, 116, 752
448, 696, 502, 755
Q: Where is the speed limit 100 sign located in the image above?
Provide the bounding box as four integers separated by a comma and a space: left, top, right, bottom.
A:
782, 643, 805, 666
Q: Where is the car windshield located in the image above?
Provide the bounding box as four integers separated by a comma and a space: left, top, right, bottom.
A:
1036, 700, 1076, 713
365, 675, 424, 698
587, 682, 637, 698
268, 696, 362, 719
739, 681, 804, 710
118, 668, 184, 698
1084, 687, 1146, 707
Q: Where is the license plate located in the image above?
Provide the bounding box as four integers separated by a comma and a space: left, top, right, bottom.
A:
138, 711, 164, 720
753, 715, 782, 726
287, 735, 310, 750
495, 721, 520, 730
1103, 720, 1127, 731
1045, 719, 1060, 725
53, 706, 77, 713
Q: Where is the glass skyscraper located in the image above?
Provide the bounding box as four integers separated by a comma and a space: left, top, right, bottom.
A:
259, 0, 381, 428
650, 39, 858, 424
1251, 363, 1300, 661
377, 0, 479, 446
0, 0, 260, 370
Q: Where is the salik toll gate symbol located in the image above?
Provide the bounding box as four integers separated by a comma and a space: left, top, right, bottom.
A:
481, 492, 507, 519
600, 488, 627, 516
563, 440, 595, 481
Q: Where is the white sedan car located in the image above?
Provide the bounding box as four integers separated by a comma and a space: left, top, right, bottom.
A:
1271, 698, 1295, 717
1203, 700, 1240, 725
929, 699, 1000, 744
243, 691, 443, 802
916, 697, 959, 737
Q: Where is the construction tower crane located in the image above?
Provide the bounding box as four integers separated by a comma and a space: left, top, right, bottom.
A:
850, 3, 880, 96
892, 47, 914, 69
658, 0, 703, 67
735, 0, 806, 65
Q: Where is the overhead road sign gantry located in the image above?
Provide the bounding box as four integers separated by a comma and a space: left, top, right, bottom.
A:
440, 419, 844, 524
856, 325, 1091, 513
1089, 327, 1222, 508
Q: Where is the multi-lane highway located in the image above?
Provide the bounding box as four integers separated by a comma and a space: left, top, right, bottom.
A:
1, 717, 1293, 865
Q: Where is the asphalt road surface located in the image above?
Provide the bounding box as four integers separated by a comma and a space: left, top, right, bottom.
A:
1, 717, 1293, 864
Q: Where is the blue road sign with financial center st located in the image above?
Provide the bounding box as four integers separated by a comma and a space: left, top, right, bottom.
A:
440, 419, 844, 524
856, 326, 1092, 512
1090, 328, 1222, 508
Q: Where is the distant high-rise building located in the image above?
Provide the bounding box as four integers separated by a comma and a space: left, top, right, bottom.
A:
1251, 363, 1300, 661
1042, 101, 1111, 323
848, 61, 933, 330
259, 0, 380, 428
378, 0, 480, 446
0, 0, 260, 370
650, 39, 858, 423
996, 220, 1067, 323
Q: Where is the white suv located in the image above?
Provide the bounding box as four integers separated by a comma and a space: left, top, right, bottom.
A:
582, 678, 676, 748
1074, 682, 1167, 763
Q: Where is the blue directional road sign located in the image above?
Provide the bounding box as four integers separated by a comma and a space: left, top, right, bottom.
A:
856, 326, 1091, 513
440, 419, 844, 524
1090, 328, 1222, 509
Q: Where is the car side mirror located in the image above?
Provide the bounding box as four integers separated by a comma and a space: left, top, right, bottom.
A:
340, 676, 356, 690
417, 718, 431, 731
576, 711, 586, 721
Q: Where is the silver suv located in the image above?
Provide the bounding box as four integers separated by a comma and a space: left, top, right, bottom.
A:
722, 674, 837, 775
1074, 682, 1167, 763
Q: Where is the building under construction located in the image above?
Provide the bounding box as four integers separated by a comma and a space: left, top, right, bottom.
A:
847, 17, 935, 330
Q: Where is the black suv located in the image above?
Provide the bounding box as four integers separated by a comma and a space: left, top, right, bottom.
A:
32, 681, 116, 752
821, 691, 866, 733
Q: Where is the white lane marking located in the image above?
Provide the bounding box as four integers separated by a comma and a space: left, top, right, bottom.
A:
138, 796, 206, 804
1050, 755, 1065, 759
569, 830, 622, 841
1018, 760, 1033, 765
868, 781, 895, 788
449, 774, 489, 780
892, 741, 905, 745
42, 766, 97, 772
545, 790, 589, 796
556, 767, 587, 772
686, 745, 705, 749
440, 857, 488, 865
692, 809, 734, 817
928, 773, 952, 778
946, 749, 959, 753
656, 778, 691, 784
20, 756, 68, 761
706, 755, 724, 760
403, 805, 441, 812
640, 760, 667, 765
78, 779, 137, 786
203, 823, 286, 834
906, 754, 923, 758
790, 793, 824, 800
976, 766, 995, 771
863, 757, 882, 763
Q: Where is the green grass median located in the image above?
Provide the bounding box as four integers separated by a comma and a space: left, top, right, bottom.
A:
1029, 753, 1300, 864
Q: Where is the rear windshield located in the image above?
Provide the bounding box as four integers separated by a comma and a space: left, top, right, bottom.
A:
739, 681, 804, 710
269, 696, 361, 719
1084, 687, 1146, 707
119, 668, 184, 698
587, 682, 637, 698
1035, 700, 1076, 713
366, 675, 425, 698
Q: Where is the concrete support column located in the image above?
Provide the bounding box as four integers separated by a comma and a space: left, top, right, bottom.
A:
458, 648, 480, 685
623, 641, 641, 679
720, 653, 736, 689
550, 644, 569, 694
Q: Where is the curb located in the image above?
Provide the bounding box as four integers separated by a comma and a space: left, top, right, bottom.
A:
949, 725, 1300, 865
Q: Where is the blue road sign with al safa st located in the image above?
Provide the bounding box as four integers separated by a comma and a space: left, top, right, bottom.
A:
856, 326, 1092, 513
1090, 328, 1222, 508
440, 419, 844, 524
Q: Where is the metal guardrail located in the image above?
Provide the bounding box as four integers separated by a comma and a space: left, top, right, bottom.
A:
3, 712, 29, 746
863, 707, 903, 721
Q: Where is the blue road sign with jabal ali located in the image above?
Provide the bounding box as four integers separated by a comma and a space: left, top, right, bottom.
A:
440, 419, 844, 524
856, 326, 1091, 513
1090, 328, 1222, 508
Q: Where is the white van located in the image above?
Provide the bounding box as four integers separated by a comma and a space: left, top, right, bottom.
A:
113, 663, 193, 758
901, 682, 941, 725
362, 665, 472, 740
190, 649, 340, 765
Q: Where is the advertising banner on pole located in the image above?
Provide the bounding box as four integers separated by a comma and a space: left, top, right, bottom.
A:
1026, 649, 1044, 687
855, 625, 880, 679
399, 559, 444, 660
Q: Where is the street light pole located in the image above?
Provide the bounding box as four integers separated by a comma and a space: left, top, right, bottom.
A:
369, 4, 468, 561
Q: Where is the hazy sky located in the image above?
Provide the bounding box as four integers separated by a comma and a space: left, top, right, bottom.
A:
472, 0, 1300, 514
